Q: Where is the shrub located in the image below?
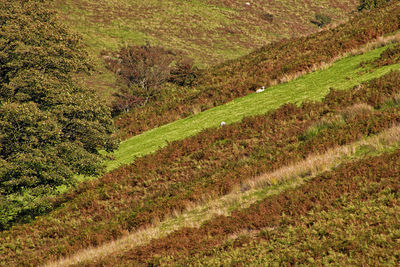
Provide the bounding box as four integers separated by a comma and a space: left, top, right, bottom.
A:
310, 13, 332, 28
111, 88, 146, 115
358, 0, 391, 11
169, 58, 199, 87
105, 45, 198, 115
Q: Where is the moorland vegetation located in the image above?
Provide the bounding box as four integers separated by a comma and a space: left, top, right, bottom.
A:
3, 67, 400, 265
2, 0, 400, 266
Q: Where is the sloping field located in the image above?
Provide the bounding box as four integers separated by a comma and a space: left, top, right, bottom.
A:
115, 2, 400, 139
2, 69, 400, 266
110, 44, 400, 170
3, 2, 400, 266
52, 0, 358, 103
97, 149, 400, 266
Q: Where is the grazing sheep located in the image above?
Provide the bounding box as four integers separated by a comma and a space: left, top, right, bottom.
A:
256, 86, 265, 93
246, 2, 251, 6
220, 121, 226, 126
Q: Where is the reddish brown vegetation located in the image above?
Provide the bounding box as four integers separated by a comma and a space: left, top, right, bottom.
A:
96, 150, 400, 265
115, 2, 400, 140
2, 71, 400, 266
372, 43, 400, 67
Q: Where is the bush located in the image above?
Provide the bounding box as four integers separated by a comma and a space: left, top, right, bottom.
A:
105, 44, 198, 115
358, 0, 391, 11
310, 13, 332, 28
169, 58, 199, 87
111, 88, 146, 115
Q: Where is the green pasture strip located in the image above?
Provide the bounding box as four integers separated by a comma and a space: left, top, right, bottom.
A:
108, 45, 400, 170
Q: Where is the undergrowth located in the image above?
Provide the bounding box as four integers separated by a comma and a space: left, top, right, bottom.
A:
145, 150, 400, 266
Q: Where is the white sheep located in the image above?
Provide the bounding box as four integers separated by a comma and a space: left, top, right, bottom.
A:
220, 121, 226, 126
256, 86, 265, 93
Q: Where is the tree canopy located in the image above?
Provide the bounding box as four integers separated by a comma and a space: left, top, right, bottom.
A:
0, 0, 118, 229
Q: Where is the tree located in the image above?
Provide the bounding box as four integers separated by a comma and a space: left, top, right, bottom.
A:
106, 44, 174, 107
0, 0, 118, 229
117, 44, 174, 104
105, 44, 199, 115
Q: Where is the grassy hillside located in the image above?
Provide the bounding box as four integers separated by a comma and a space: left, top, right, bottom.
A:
45, 124, 400, 266
3, 1, 400, 266
110, 43, 400, 170
51, 0, 357, 102
102, 149, 400, 266
54, 0, 357, 66
115, 2, 400, 140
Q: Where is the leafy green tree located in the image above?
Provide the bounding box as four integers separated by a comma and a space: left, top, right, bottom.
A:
0, 0, 118, 229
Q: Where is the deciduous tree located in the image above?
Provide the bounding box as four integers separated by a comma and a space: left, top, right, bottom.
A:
0, 0, 118, 229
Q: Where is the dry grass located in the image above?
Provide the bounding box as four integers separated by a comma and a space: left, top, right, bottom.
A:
43, 124, 400, 267
340, 103, 374, 120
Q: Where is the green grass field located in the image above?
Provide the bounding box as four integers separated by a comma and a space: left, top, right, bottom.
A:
107, 44, 400, 170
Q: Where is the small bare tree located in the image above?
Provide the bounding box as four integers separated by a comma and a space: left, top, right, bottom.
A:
108, 43, 174, 106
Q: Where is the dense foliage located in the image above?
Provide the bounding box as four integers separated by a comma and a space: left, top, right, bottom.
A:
0, 0, 118, 229
2, 70, 400, 265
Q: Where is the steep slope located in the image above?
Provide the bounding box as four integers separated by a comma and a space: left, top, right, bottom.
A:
45, 124, 400, 266
98, 149, 400, 266
3, 2, 400, 266
110, 43, 400, 170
